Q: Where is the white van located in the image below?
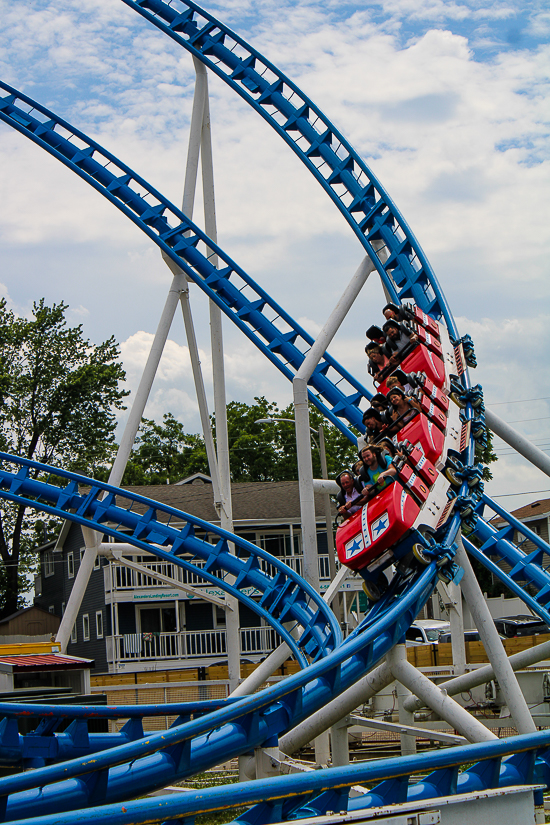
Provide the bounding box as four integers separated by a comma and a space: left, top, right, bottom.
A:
405, 619, 450, 646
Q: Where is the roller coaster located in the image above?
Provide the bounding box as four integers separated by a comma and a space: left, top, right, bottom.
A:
1, 2, 550, 823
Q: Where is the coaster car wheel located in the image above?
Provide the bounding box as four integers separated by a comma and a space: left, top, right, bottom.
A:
412, 543, 432, 566
362, 580, 381, 602
450, 391, 467, 409
361, 574, 388, 602
444, 465, 462, 487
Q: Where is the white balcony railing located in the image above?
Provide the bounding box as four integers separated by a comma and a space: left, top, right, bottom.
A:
109, 625, 280, 663
107, 554, 332, 593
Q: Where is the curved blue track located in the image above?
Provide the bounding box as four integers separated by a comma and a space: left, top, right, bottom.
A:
121, 0, 457, 335
0, 454, 440, 820
1, 3, 550, 822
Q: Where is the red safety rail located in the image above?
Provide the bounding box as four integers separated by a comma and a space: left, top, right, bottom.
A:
396, 463, 431, 504
416, 375, 449, 412
402, 444, 439, 487
396, 414, 445, 465
418, 395, 447, 432
336, 483, 420, 572
377, 344, 445, 393
416, 326, 443, 357
414, 305, 440, 336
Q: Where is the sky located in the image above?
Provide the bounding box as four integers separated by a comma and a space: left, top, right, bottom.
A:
0, 0, 548, 513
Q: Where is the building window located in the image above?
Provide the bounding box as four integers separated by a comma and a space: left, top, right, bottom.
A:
95, 610, 104, 639
94, 554, 101, 570
70, 623, 77, 644
48, 605, 55, 614
67, 552, 74, 579
43, 550, 55, 578
82, 614, 90, 642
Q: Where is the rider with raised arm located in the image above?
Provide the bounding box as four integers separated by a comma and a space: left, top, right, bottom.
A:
358, 444, 397, 493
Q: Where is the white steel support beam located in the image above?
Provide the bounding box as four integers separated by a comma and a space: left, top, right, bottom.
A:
56, 275, 186, 652
454, 536, 536, 734
198, 63, 241, 692
293, 255, 375, 592
318, 425, 339, 616
279, 659, 394, 754
396, 681, 417, 756
231, 565, 351, 698
447, 580, 466, 676
386, 644, 497, 743
486, 408, 550, 478
348, 715, 467, 745
330, 718, 350, 767
404, 638, 550, 713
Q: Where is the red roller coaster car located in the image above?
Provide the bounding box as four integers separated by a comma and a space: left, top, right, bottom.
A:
336, 304, 464, 598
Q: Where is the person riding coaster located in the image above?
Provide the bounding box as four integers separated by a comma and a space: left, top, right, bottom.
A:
335, 469, 365, 521
357, 443, 397, 493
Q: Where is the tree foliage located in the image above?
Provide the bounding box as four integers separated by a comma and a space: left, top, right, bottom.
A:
0, 300, 128, 617
122, 397, 359, 486
121, 413, 208, 486
478, 428, 498, 481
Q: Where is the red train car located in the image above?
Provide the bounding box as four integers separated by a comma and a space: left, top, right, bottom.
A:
337, 482, 420, 573
336, 303, 461, 596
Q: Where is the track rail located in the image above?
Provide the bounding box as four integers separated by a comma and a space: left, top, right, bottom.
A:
0, 456, 438, 819
464, 493, 550, 625
0, 82, 370, 442
121, 0, 458, 336
7, 730, 549, 825
0, 453, 339, 665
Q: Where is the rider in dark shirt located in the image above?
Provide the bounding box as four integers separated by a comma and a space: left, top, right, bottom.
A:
383, 319, 417, 362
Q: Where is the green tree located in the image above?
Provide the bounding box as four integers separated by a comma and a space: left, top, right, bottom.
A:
122, 413, 208, 485
124, 397, 359, 486
478, 427, 498, 481
0, 299, 128, 618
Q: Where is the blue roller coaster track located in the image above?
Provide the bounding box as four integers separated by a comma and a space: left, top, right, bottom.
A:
0, 2, 550, 823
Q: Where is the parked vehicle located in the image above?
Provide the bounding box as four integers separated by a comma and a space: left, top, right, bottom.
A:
405, 619, 450, 646
493, 615, 550, 638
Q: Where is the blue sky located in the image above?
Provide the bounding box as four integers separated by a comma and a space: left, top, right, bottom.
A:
0, 0, 548, 510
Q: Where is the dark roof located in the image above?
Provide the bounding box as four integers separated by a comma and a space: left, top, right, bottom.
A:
117, 480, 332, 524
492, 497, 550, 526
0, 605, 55, 625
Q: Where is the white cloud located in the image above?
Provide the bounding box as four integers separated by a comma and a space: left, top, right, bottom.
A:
0, 0, 548, 508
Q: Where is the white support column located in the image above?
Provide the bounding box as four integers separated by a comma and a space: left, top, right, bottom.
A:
447, 580, 466, 676
293, 256, 375, 593
231, 566, 350, 698
396, 682, 416, 756
197, 64, 240, 693
318, 425, 339, 615
178, 288, 223, 506
279, 660, 394, 755
330, 717, 350, 767
485, 408, 550, 478
455, 536, 536, 734
386, 644, 497, 743
293, 376, 320, 592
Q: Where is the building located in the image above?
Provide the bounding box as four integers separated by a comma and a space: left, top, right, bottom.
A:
491, 497, 550, 557
35, 478, 348, 675
0, 605, 60, 641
